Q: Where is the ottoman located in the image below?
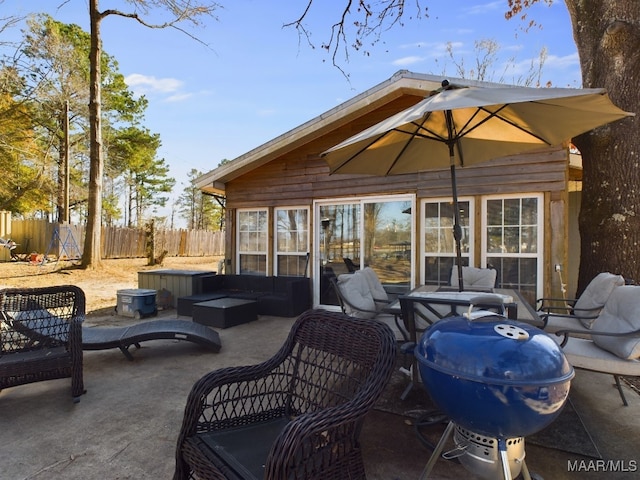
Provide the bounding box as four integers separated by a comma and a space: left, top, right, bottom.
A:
193, 298, 258, 329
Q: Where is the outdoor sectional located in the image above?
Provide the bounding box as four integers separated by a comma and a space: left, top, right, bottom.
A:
196, 274, 311, 317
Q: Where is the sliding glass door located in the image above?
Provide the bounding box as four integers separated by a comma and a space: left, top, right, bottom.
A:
315, 196, 414, 307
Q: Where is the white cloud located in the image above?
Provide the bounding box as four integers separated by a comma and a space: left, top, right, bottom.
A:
125, 73, 184, 97
166, 93, 193, 103
466, 1, 504, 15
544, 52, 580, 69
508, 52, 579, 76
392, 56, 424, 66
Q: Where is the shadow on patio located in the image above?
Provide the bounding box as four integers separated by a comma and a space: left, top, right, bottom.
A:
2, 310, 638, 479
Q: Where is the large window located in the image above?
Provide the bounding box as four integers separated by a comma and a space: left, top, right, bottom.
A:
315, 196, 414, 306
422, 198, 473, 286
275, 207, 309, 276
482, 194, 543, 304
237, 209, 268, 275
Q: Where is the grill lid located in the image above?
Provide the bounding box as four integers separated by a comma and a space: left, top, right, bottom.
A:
417, 316, 574, 386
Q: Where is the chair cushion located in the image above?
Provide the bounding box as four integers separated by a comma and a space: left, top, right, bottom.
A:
592, 286, 640, 360
543, 314, 592, 337
337, 273, 376, 318
450, 266, 496, 289
558, 336, 640, 376
357, 267, 388, 302
574, 272, 625, 328
198, 416, 290, 480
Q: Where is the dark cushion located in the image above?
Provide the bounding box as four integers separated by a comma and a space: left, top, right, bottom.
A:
246, 276, 274, 292
198, 416, 290, 480
201, 275, 225, 292
200, 275, 310, 316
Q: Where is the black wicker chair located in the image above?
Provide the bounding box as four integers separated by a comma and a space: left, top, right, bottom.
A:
173, 309, 397, 480
0, 285, 85, 402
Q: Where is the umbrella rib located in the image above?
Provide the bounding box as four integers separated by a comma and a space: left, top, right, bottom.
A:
384, 114, 435, 175
403, 117, 449, 143
328, 132, 391, 173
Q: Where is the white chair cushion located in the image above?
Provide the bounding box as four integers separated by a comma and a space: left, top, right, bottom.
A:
591, 285, 640, 360
574, 272, 624, 328
542, 314, 592, 338
357, 267, 388, 302
450, 266, 496, 289
337, 273, 377, 319
558, 335, 640, 376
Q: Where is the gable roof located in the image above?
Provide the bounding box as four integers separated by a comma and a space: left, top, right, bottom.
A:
196, 71, 506, 196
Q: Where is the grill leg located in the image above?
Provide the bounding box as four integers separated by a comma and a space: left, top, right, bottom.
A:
419, 421, 455, 480
498, 438, 513, 480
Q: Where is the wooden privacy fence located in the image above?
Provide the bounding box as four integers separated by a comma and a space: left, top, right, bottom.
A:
8, 220, 224, 259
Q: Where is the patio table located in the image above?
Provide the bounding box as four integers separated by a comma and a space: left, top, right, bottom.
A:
383, 285, 540, 324
388, 286, 525, 400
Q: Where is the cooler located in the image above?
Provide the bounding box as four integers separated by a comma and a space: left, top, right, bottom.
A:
116, 288, 158, 319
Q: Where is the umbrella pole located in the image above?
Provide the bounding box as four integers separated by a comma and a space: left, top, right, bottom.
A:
450, 161, 464, 292
445, 109, 464, 292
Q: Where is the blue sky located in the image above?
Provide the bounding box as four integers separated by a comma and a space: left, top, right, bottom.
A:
4, 1, 580, 225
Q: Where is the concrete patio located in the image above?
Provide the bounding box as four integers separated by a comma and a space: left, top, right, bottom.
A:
1, 311, 638, 480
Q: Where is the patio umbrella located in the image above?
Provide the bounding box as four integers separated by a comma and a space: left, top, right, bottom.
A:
322, 80, 633, 290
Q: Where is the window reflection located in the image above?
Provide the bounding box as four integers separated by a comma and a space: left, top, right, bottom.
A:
238, 210, 268, 275
485, 195, 541, 304
318, 199, 412, 305
423, 200, 471, 286
276, 208, 308, 276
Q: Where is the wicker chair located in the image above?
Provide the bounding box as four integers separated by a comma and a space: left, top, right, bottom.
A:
0, 285, 85, 402
173, 309, 397, 480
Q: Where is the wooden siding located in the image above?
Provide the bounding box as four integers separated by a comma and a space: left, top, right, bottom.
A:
225, 146, 568, 209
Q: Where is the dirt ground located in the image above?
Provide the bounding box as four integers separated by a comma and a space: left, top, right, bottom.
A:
0, 256, 223, 319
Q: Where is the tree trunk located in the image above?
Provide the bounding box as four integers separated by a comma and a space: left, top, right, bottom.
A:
82, 0, 103, 269
56, 113, 65, 223
566, 0, 640, 293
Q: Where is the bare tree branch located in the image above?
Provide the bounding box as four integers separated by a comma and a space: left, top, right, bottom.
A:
284, 0, 425, 77
98, 1, 221, 47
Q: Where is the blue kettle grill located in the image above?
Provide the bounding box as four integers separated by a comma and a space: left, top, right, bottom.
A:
415, 313, 574, 480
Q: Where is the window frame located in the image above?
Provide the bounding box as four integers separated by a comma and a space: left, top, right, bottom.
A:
274, 206, 310, 277
236, 208, 269, 276
480, 192, 544, 300
420, 196, 475, 286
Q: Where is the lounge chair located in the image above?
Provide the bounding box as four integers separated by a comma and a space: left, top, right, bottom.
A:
82, 319, 221, 360
10, 311, 221, 361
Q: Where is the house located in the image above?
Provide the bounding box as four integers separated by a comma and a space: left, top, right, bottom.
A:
196, 71, 582, 309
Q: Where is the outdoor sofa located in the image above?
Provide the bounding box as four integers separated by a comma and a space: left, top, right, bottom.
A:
198, 274, 311, 317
